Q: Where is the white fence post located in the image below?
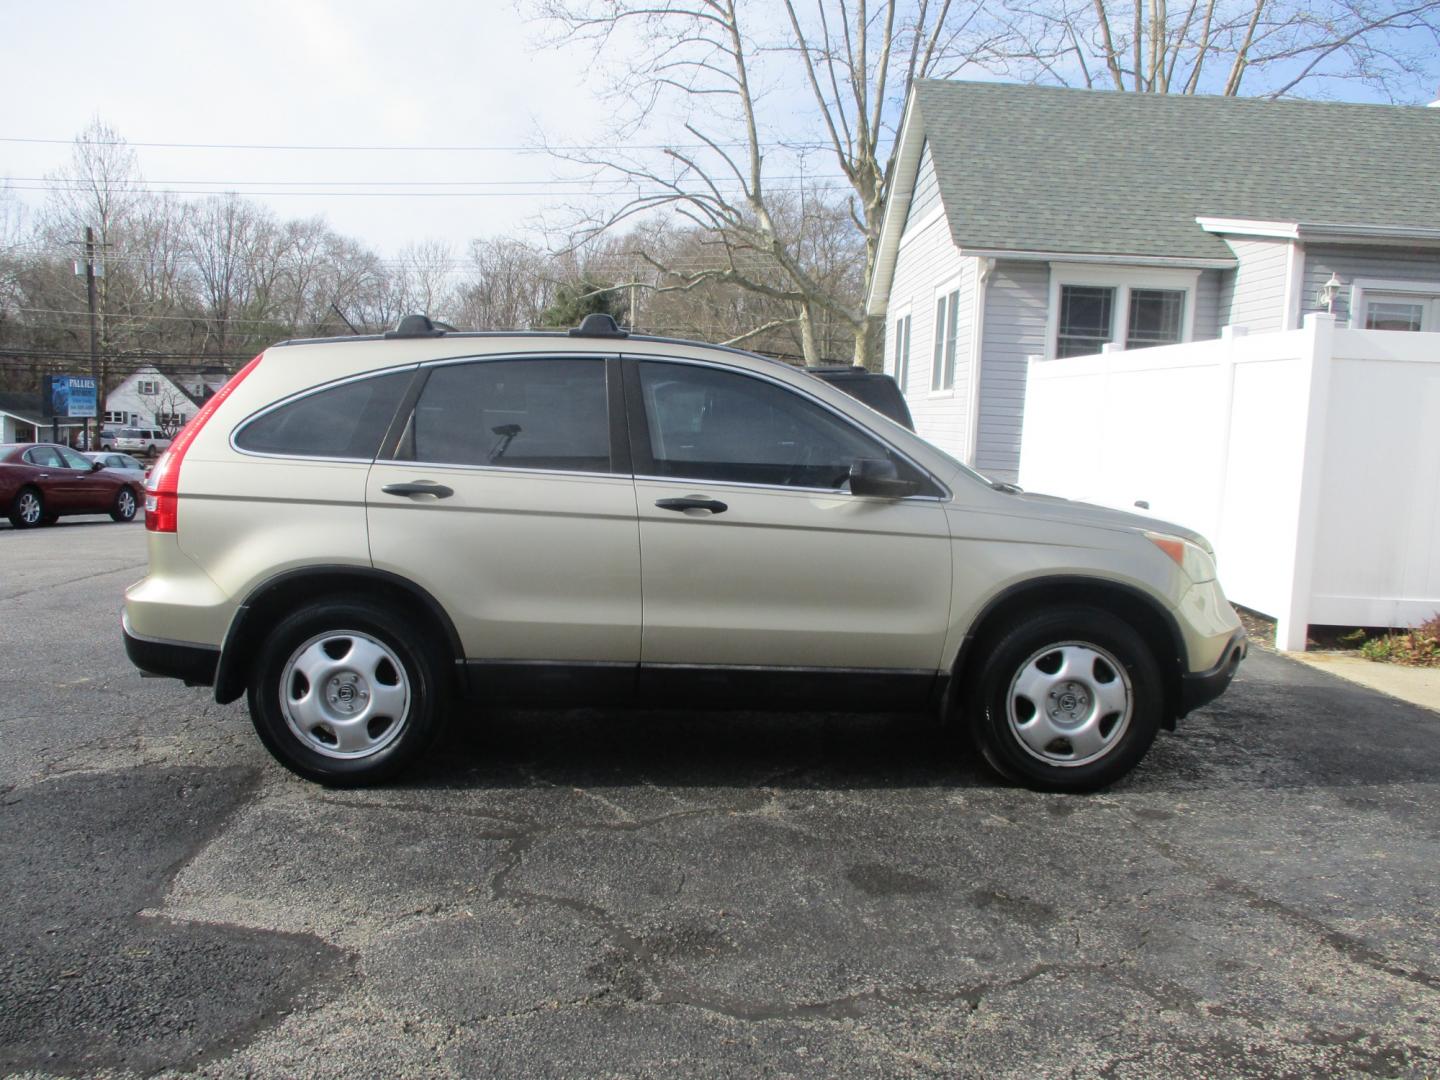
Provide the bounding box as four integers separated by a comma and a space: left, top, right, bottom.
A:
1275, 314, 1335, 651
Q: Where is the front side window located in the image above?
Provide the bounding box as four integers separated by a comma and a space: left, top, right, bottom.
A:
931, 290, 959, 390
58, 447, 92, 470
236, 370, 411, 460
405, 358, 610, 473
636, 361, 919, 490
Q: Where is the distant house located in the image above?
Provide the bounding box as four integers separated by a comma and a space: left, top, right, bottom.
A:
865, 81, 1440, 482
0, 391, 84, 444
103, 366, 230, 431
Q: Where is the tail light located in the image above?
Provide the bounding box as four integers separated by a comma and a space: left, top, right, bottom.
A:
146, 353, 264, 533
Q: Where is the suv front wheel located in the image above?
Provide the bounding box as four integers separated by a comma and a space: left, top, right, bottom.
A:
248, 599, 447, 785
967, 606, 1162, 792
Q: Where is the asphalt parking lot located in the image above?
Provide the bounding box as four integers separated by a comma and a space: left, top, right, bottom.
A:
2, 521, 1438, 1079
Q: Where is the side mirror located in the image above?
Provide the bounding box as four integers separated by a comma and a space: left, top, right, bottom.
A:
848, 457, 919, 499
90, 460, 105, 472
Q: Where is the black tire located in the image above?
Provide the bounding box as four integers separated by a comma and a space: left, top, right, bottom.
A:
247, 599, 448, 786
966, 605, 1163, 793
8, 487, 45, 529
110, 485, 139, 523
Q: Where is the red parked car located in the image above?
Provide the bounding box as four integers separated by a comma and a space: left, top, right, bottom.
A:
1, 442, 142, 528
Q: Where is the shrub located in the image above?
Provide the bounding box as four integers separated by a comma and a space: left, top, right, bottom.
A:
1358, 615, 1440, 667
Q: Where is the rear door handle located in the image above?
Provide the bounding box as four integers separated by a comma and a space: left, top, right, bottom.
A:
381, 481, 454, 499
655, 496, 728, 514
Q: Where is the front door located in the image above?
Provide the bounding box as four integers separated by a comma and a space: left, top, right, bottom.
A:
366, 354, 641, 701
625, 358, 953, 708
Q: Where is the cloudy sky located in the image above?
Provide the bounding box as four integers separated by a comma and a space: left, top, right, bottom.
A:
0, 0, 674, 254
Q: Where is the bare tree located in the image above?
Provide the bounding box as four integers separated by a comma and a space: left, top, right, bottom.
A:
135, 379, 195, 438
182, 194, 278, 357
974, 0, 1440, 98
534, 0, 991, 367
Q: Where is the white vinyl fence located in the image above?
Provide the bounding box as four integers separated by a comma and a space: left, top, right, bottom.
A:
1018, 314, 1440, 650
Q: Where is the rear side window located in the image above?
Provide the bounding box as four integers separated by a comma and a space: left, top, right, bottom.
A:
235, 370, 411, 459
402, 358, 610, 473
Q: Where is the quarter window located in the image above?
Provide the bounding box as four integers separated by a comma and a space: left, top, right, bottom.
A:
235, 370, 411, 460
931, 290, 959, 390
636, 361, 919, 491
405, 358, 610, 472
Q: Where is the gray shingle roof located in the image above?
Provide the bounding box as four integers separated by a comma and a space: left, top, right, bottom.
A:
914, 80, 1440, 261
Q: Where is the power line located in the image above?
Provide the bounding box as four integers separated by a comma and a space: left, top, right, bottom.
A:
0, 136, 833, 153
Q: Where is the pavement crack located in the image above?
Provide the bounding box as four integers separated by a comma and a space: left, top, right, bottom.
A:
1105, 798, 1440, 996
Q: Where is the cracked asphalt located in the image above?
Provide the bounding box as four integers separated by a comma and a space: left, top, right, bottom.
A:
2, 521, 1438, 1078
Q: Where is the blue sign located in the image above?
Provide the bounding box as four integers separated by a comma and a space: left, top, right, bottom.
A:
47, 375, 98, 419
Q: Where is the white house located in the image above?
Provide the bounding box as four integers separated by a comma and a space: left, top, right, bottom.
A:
103, 366, 231, 431
865, 81, 1440, 483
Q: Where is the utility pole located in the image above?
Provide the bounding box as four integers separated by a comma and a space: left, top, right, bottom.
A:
85, 226, 99, 450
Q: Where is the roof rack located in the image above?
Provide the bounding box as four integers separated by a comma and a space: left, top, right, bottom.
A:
384, 314, 452, 339
568, 313, 629, 339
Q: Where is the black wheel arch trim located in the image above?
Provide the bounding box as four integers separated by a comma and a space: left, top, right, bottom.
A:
213, 565, 464, 704
947, 574, 1191, 728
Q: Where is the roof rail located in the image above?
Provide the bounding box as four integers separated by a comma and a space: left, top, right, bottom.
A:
384, 314, 450, 339
568, 313, 629, 339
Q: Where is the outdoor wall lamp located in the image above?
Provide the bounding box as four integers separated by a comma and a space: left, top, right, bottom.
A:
1317, 272, 1344, 314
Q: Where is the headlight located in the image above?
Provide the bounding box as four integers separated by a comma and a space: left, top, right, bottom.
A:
1144, 531, 1217, 583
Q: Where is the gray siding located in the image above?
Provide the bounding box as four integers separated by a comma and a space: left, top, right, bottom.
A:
976, 260, 1049, 482
902, 140, 941, 231
886, 209, 974, 459
1194, 268, 1223, 340
1300, 244, 1440, 325
1218, 237, 1291, 332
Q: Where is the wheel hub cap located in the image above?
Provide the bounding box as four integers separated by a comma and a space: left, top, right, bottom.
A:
1006, 642, 1133, 767
279, 630, 410, 760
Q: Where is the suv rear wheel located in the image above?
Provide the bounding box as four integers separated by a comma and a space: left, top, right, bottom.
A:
967, 606, 1162, 792
247, 599, 447, 785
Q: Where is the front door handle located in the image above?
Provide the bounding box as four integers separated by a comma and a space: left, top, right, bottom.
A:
655, 496, 728, 514
381, 481, 454, 499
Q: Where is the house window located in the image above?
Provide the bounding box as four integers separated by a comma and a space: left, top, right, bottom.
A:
931, 288, 959, 391
1346, 279, 1440, 333
104, 410, 128, 425
1126, 289, 1186, 349
1366, 301, 1425, 332
893, 314, 912, 390
1058, 286, 1115, 357
1362, 293, 1438, 332
137, 379, 158, 396
1050, 267, 1198, 358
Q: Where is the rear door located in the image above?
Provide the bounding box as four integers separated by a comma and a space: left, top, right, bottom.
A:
366, 354, 641, 699
624, 357, 952, 707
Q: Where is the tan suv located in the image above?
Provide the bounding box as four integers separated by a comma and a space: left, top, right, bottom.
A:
123, 315, 1245, 790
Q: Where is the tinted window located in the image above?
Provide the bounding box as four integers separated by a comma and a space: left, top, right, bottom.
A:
58, 447, 92, 470
236, 370, 410, 459
637, 361, 911, 489
24, 446, 64, 468
405, 359, 610, 472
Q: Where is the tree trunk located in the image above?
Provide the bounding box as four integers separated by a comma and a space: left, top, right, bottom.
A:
799, 303, 819, 365
853, 314, 883, 371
